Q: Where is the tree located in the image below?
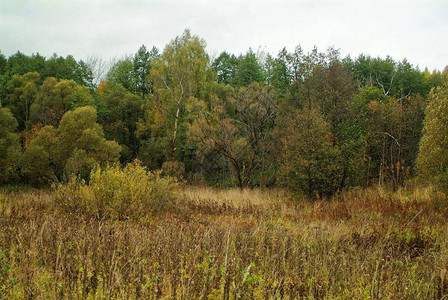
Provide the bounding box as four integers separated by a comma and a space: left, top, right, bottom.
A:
43, 54, 78, 81
4, 51, 46, 78
0, 103, 22, 184
267, 48, 292, 98
5, 72, 40, 130
354, 86, 426, 188
30, 77, 94, 126
233, 49, 265, 87
138, 30, 214, 170
22, 106, 121, 184
211, 51, 238, 86
190, 83, 277, 188
97, 83, 144, 162
279, 107, 341, 198
417, 70, 448, 191
73, 60, 94, 89
350, 55, 429, 99
106, 56, 136, 92
133, 45, 159, 98
306, 61, 357, 134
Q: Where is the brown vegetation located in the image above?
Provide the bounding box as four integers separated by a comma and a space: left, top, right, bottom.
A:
1, 185, 448, 299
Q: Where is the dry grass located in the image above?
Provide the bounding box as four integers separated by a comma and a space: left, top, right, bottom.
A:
1, 185, 448, 299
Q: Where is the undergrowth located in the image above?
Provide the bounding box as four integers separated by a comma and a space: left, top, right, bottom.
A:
54, 161, 179, 220
0, 184, 447, 299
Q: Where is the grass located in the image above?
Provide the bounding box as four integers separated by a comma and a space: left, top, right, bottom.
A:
1, 185, 448, 299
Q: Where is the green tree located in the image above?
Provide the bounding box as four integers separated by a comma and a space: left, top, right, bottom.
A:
133, 45, 159, 98
5, 72, 40, 130
30, 77, 93, 126
0, 103, 22, 184
4, 51, 46, 78
190, 83, 277, 188
354, 86, 425, 188
23, 106, 121, 184
417, 70, 448, 191
97, 83, 144, 162
267, 48, 292, 98
234, 49, 265, 87
138, 30, 214, 171
279, 107, 341, 198
43, 54, 79, 81
106, 56, 136, 92
211, 51, 238, 85
21, 125, 59, 183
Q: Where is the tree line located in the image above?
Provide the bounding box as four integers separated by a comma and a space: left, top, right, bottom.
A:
1, 30, 447, 196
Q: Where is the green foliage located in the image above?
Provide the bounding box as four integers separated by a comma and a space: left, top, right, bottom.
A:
1, 51, 94, 100
190, 83, 277, 188
21, 126, 59, 183
279, 108, 341, 197
353, 86, 426, 188
5, 71, 40, 130
234, 49, 265, 87
54, 161, 179, 220
23, 106, 121, 184
417, 75, 448, 191
30, 77, 94, 126
0, 32, 443, 192
96, 83, 144, 162
0, 105, 22, 184
266, 48, 291, 98
133, 45, 159, 98
350, 55, 430, 98
211, 51, 238, 85
106, 57, 136, 92
139, 29, 214, 168
105, 45, 158, 97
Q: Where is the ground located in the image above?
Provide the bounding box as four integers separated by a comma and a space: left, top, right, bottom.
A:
0, 185, 447, 299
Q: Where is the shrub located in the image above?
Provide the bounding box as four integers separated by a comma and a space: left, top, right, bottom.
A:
54, 161, 179, 220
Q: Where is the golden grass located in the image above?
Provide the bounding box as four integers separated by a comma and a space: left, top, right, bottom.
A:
1, 185, 448, 299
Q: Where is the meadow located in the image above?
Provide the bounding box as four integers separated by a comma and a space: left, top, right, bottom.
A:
1, 183, 448, 299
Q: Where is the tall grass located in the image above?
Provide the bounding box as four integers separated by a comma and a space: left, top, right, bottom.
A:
1, 184, 447, 299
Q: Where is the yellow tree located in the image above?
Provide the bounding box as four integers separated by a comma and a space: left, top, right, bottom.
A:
417, 69, 448, 191
0, 103, 22, 183
138, 30, 214, 170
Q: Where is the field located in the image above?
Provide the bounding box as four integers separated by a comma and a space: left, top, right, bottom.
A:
1, 185, 448, 299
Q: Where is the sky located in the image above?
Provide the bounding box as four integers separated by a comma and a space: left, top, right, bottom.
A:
1, 0, 447, 71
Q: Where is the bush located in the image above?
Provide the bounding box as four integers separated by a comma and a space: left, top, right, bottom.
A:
54, 161, 179, 220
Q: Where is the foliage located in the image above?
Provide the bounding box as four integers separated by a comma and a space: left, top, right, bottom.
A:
233, 49, 265, 87
0, 31, 445, 192
279, 107, 341, 197
22, 106, 121, 184
417, 72, 448, 192
133, 45, 159, 98
190, 83, 277, 188
0, 104, 22, 184
5, 71, 40, 130
353, 87, 426, 188
54, 161, 179, 220
105, 57, 136, 92
139, 29, 214, 169
96, 83, 144, 162
349, 55, 430, 98
30, 77, 94, 126
211, 51, 238, 85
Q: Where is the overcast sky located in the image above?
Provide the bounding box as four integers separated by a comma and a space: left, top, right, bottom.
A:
1, 0, 447, 71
